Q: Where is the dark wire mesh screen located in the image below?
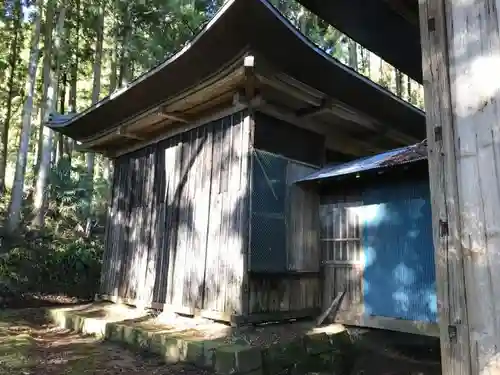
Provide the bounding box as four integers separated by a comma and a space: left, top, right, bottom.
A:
249, 149, 318, 272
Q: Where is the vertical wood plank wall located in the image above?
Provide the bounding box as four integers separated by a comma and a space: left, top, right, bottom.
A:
248, 275, 320, 316
100, 110, 250, 317
286, 163, 321, 272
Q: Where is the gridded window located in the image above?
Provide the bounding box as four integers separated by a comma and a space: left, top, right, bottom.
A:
320, 204, 363, 265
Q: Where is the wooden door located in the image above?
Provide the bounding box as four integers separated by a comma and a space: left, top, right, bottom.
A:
320, 202, 364, 323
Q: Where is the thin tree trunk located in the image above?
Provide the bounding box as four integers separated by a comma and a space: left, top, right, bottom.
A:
101, 1, 118, 190
118, 4, 132, 87
60, 0, 80, 164
407, 78, 413, 105
103, 159, 110, 180
6, 0, 43, 233
57, 73, 66, 163
57, 72, 65, 157
33, 119, 43, 177
68, 0, 79, 114
364, 49, 371, 79
0, 0, 22, 195
85, 1, 104, 237
379, 59, 384, 85
109, 44, 118, 94
34, 0, 55, 179
32, 4, 67, 228
395, 69, 403, 98
348, 39, 358, 70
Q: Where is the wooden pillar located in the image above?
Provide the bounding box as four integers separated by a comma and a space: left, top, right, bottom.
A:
419, 1, 500, 374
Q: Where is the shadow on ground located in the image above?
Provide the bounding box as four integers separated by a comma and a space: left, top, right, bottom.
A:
0, 308, 211, 375
0, 300, 443, 375
347, 327, 441, 375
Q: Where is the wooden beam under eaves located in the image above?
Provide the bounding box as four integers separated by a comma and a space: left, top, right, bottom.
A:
116, 127, 145, 140
296, 97, 419, 145
157, 107, 189, 123
296, 98, 332, 118
244, 54, 257, 101
254, 98, 384, 156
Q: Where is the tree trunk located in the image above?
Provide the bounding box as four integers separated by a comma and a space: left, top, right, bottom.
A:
419, 1, 500, 374
6, 0, 43, 233
348, 39, 357, 70
379, 59, 385, 86
103, 8, 119, 188
68, 0, 80, 114
103, 158, 111, 180
364, 49, 371, 79
57, 72, 66, 163
32, 4, 67, 228
60, 0, 80, 165
407, 77, 413, 105
33, 0, 55, 179
33, 118, 44, 178
395, 69, 403, 98
85, 1, 104, 237
118, 4, 132, 87
0, 0, 22, 195
109, 43, 118, 94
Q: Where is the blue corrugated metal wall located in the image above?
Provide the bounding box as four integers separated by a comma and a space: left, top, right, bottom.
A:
361, 179, 437, 323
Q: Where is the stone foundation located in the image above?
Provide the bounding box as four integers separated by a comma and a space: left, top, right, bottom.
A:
48, 303, 354, 375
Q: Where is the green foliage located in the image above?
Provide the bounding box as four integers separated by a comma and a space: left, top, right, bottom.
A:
0, 233, 102, 299
0, 157, 107, 300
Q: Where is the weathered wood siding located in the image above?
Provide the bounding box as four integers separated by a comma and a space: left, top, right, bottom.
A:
321, 202, 364, 321
248, 275, 320, 315
286, 163, 320, 272
100, 110, 250, 316
203, 116, 250, 315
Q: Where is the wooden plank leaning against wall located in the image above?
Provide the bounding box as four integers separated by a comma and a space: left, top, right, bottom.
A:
419, 0, 500, 374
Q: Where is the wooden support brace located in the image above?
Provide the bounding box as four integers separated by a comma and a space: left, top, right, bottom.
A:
116, 127, 145, 141
157, 107, 189, 123
243, 54, 257, 101
316, 288, 346, 326
232, 90, 263, 107
296, 97, 332, 118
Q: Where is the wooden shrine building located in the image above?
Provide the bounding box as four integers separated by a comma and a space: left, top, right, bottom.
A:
48, 0, 428, 330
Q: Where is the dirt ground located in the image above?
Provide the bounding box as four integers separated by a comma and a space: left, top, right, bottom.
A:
0, 297, 442, 375
347, 328, 442, 375
0, 308, 211, 375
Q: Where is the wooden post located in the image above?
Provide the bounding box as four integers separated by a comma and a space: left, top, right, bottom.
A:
419, 1, 500, 374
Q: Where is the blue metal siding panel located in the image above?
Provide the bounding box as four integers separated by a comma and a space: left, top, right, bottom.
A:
361, 179, 437, 322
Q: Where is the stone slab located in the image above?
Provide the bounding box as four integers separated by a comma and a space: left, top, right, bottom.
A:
214, 344, 262, 375
48, 302, 354, 375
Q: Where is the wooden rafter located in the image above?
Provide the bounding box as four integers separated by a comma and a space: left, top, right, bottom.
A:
157, 107, 189, 123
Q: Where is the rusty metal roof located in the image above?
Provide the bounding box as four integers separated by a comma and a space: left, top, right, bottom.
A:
296, 140, 427, 183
